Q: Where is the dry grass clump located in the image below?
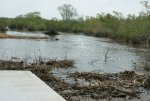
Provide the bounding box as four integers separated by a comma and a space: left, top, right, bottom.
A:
0, 60, 24, 70
46, 59, 74, 68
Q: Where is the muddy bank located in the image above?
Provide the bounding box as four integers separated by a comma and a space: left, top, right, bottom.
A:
0, 60, 150, 101
0, 33, 10, 38
0, 33, 49, 39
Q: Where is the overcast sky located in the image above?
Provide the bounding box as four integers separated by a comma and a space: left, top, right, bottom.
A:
0, 0, 148, 19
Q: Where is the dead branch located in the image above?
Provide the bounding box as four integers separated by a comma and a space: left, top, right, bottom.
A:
89, 59, 99, 66
146, 36, 150, 46
104, 49, 110, 62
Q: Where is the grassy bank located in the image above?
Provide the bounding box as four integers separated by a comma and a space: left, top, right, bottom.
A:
1, 13, 150, 45
52, 14, 150, 45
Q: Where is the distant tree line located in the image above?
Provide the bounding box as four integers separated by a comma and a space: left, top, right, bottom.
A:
0, 1, 150, 45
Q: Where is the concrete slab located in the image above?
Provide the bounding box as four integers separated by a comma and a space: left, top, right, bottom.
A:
0, 71, 66, 101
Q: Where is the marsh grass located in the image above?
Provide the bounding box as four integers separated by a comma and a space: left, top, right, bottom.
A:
1, 2, 150, 45
0, 12, 150, 45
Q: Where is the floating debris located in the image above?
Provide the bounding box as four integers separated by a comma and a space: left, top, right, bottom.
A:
46, 59, 74, 68
69, 71, 150, 99
0, 60, 150, 101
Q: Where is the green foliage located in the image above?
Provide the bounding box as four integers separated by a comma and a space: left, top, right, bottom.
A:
9, 11, 47, 31
0, 17, 10, 31
52, 11, 150, 44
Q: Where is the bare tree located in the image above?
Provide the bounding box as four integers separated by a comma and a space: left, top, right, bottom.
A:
141, 0, 150, 15
58, 4, 78, 21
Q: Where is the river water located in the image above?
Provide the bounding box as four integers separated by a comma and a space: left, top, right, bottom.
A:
1, 31, 150, 100
0, 31, 147, 73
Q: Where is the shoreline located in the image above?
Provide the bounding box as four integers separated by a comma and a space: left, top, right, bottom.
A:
0, 33, 49, 39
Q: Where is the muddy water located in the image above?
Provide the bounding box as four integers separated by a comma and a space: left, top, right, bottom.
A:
0, 31, 146, 73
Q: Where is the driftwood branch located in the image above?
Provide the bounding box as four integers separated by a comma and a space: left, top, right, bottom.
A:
89, 59, 99, 66
111, 85, 138, 95
104, 49, 110, 62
